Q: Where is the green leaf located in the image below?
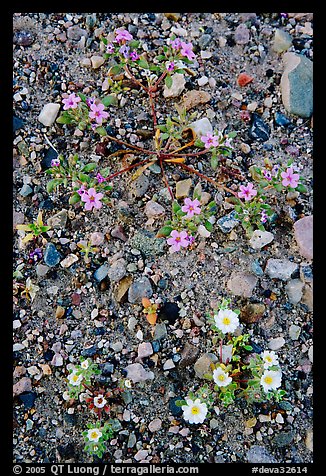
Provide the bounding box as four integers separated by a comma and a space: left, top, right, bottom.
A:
172, 201, 181, 213
174, 68, 185, 74
204, 220, 213, 232
156, 225, 173, 237
95, 126, 107, 137
211, 155, 219, 170
109, 65, 122, 76
81, 163, 97, 173
149, 65, 161, 71
181, 57, 193, 64
155, 55, 166, 61
101, 37, 108, 45
78, 173, 90, 182
227, 131, 237, 138
129, 40, 140, 49
78, 93, 87, 103
56, 114, 72, 125
160, 132, 170, 140
165, 75, 173, 89
273, 182, 284, 192
175, 399, 187, 407
194, 139, 204, 147
99, 167, 111, 178
46, 178, 62, 193
296, 183, 307, 193
69, 192, 81, 205
102, 94, 118, 107
137, 58, 149, 69
243, 345, 253, 351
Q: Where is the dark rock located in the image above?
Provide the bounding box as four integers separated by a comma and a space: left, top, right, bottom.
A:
159, 302, 180, 324
81, 345, 98, 358
43, 349, 55, 361
57, 443, 75, 459
169, 397, 183, 417
274, 112, 292, 127
101, 362, 115, 376
151, 341, 161, 353
63, 413, 78, 426
18, 391, 37, 409
198, 34, 212, 48
39, 198, 55, 210
273, 431, 295, 447
13, 115, 24, 133
249, 113, 270, 142
179, 342, 200, 368
44, 243, 61, 267
241, 303, 266, 324
13, 30, 35, 46
41, 148, 58, 170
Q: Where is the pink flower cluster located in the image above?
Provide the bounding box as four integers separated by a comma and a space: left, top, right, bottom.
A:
89, 102, 109, 125
115, 28, 133, 43
62, 92, 81, 110
181, 198, 201, 218
281, 167, 300, 188
201, 133, 221, 149
167, 230, 194, 253
238, 183, 257, 201
170, 37, 196, 61
80, 187, 104, 211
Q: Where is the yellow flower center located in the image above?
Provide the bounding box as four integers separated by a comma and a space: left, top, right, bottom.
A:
264, 376, 273, 385
222, 317, 231, 325
191, 406, 200, 415
90, 431, 99, 439
89, 195, 95, 201
266, 357, 272, 363
72, 375, 79, 382
218, 374, 226, 381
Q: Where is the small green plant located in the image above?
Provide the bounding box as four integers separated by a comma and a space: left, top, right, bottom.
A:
16, 212, 51, 244
82, 421, 115, 459
77, 240, 100, 264
175, 298, 286, 424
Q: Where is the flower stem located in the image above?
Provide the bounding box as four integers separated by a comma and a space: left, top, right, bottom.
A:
107, 158, 153, 181
123, 64, 147, 92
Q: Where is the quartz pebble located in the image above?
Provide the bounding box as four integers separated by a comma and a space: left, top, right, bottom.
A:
268, 337, 286, 351
249, 230, 274, 250
293, 215, 313, 261
265, 258, 298, 281
38, 103, 60, 127
124, 363, 154, 383
227, 271, 258, 297
163, 73, 186, 98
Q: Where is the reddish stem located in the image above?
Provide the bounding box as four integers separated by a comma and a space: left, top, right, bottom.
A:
153, 70, 167, 88
124, 64, 148, 92
219, 340, 223, 363
148, 90, 157, 128
106, 134, 157, 155
107, 158, 154, 181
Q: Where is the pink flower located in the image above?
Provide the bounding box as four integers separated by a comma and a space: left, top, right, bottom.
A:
115, 28, 133, 43
77, 185, 87, 196
119, 44, 130, 58
280, 167, 300, 188
106, 43, 115, 54
96, 173, 106, 183
201, 133, 220, 149
89, 103, 109, 125
181, 198, 201, 218
81, 188, 104, 211
167, 230, 190, 252
130, 51, 140, 61
238, 183, 257, 201
180, 41, 196, 61
261, 211, 268, 223
166, 61, 175, 72
170, 38, 182, 50
262, 169, 272, 181
51, 158, 60, 167
62, 92, 81, 110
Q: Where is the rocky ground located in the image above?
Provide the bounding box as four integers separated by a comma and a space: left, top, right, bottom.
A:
13, 13, 313, 465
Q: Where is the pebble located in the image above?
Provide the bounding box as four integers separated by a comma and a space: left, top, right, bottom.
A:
190, 117, 213, 139
114, 276, 133, 303
137, 342, 153, 359
93, 263, 110, 282
153, 323, 168, 341
67, 25, 88, 41
159, 302, 180, 324
44, 243, 61, 267
41, 147, 58, 170
134, 449, 149, 462
48, 210, 68, 230
81, 345, 98, 358
246, 445, 277, 463
183, 90, 211, 111
175, 179, 192, 199
216, 210, 240, 233
249, 230, 274, 250
18, 392, 37, 410
197, 76, 208, 87
198, 34, 212, 48
272, 29, 292, 53
91, 55, 105, 69
227, 271, 258, 298
111, 225, 128, 242
13, 29, 35, 46
281, 52, 313, 118
305, 430, 313, 452
108, 259, 127, 283
240, 303, 266, 324
129, 230, 165, 257
38, 103, 60, 127
274, 112, 292, 127
163, 73, 186, 98
124, 363, 154, 383
265, 258, 298, 281
273, 431, 295, 447
148, 418, 162, 432
285, 279, 304, 304
293, 215, 313, 261
169, 397, 183, 417
268, 337, 286, 351
179, 342, 200, 368
289, 324, 301, 340
163, 359, 175, 370
19, 184, 33, 197
308, 346, 313, 363
60, 254, 78, 268
13, 115, 24, 133
194, 353, 218, 379
234, 23, 250, 45
237, 73, 253, 87
130, 174, 150, 197
13, 377, 32, 396
249, 113, 271, 142
144, 200, 165, 218
128, 276, 153, 304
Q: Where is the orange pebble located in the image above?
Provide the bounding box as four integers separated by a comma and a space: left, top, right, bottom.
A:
237, 73, 254, 87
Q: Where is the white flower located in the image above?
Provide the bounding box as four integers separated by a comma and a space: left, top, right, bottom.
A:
262, 350, 279, 369
87, 428, 102, 442
80, 360, 89, 370
93, 395, 107, 408
213, 367, 232, 387
68, 371, 83, 387
214, 309, 239, 334
124, 379, 132, 388
181, 398, 208, 424
260, 370, 282, 393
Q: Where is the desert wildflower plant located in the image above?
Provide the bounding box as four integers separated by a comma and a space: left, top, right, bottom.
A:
176, 298, 286, 424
